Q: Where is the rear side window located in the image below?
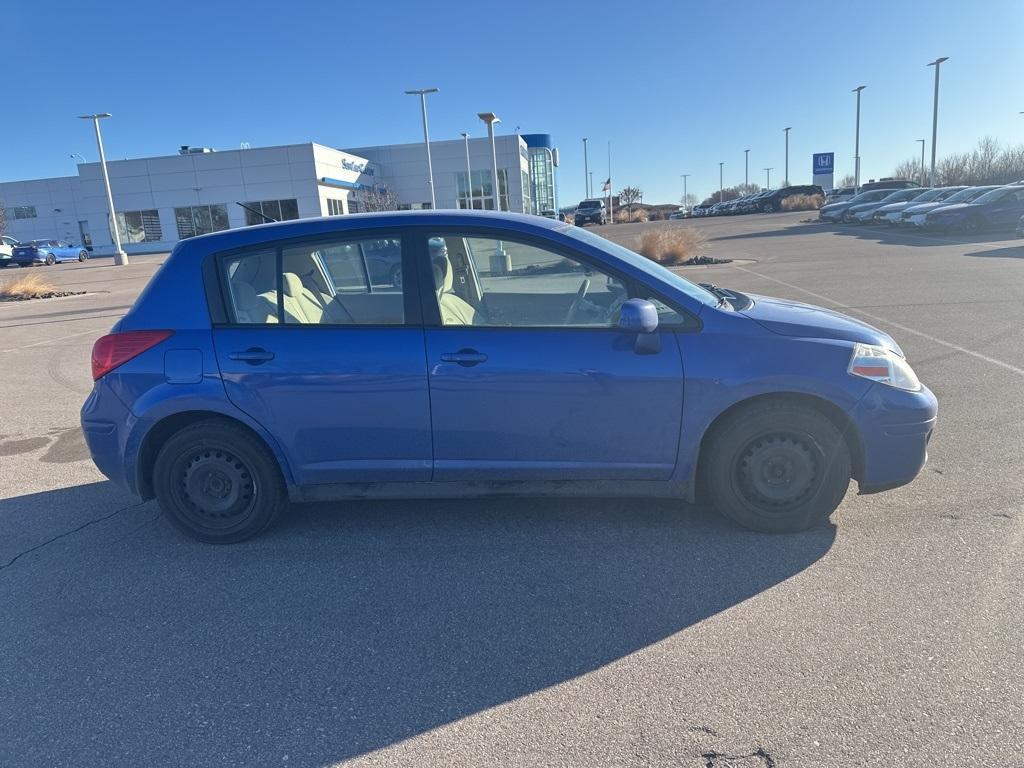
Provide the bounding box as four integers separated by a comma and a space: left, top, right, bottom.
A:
218, 236, 404, 326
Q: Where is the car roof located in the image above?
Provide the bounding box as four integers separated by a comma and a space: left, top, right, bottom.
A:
181, 210, 570, 252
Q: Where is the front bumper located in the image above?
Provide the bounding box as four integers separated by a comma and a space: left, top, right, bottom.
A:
853, 382, 937, 493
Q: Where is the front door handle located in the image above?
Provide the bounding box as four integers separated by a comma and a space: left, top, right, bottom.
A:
440, 349, 488, 367
229, 348, 275, 365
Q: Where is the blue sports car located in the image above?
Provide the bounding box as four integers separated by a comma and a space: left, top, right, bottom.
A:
81, 210, 936, 543
11, 239, 90, 266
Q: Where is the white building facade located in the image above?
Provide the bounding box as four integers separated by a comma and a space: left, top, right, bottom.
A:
0, 134, 559, 255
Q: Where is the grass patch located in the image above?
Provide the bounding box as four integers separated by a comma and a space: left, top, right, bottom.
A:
638, 227, 709, 265
780, 193, 825, 211
0, 272, 56, 299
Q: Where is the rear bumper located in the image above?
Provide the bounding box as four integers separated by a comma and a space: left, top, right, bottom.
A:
853, 383, 937, 493
80, 380, 139, 495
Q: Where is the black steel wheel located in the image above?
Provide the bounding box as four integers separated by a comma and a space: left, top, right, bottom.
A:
702, 402, 851, 533
153, 419, 286, 543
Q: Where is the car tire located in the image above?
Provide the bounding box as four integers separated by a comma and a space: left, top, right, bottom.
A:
153, 419, 287, 544
389, 264, 402, 289
45, 254, 56, 265
78, 251, 88, 262
702, 402, 851, 534
761, 203, 773, 213
960, 216, 982, 235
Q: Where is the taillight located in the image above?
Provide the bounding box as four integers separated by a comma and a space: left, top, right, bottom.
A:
91, 330, 174, 380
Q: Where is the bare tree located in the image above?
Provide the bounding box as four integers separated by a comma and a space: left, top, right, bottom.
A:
359, 185, 400, 213
837, 174, 856, 187
680, 193, 699, 209
618, 186, 642, 218
891, 138, 1024, 186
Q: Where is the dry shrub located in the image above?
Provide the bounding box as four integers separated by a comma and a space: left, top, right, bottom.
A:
614, 208, 649, 224
0, 271, 56, 298
781, 193, 825, 211
638, 227, 708, 265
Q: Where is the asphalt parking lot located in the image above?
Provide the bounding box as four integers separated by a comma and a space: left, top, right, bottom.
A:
1, 212, 1022, 767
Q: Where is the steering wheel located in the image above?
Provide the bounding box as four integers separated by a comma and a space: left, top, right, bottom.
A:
563, 278, 591, 324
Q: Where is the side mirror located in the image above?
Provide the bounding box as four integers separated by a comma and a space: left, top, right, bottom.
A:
618, 298, 659, 333
618, 299, 661, 354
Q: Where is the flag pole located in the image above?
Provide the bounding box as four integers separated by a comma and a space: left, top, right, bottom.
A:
607, 141, 613, 224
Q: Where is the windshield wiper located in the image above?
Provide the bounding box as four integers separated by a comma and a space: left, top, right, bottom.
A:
699, 282, 733, 308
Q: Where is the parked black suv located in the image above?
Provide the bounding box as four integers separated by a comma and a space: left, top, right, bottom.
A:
574, 199, 607, 226
758, 185, 825, 212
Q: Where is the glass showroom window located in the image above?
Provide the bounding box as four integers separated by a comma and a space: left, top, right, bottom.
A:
243, 199, 300, 226
112, 210, 162, 243
455, 170, 509, 211
13, 206, 37, 219
175, 204, 230, 239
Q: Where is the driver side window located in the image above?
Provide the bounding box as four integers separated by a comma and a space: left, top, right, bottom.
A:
428, 234, 627, 328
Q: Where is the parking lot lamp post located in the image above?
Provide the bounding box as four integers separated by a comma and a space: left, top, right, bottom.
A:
783, 127, 791, 186
461, 132, 473, 210
405, 88, 439, 209
917, 139, 926, 186
478, 112, 501, 211
852, 86, 865, 192
680, 174, 689, 210
744, 149, 750, 187
719, 162, 724, 203
927, 58, 948, 185
78, 113, 127, 266
589, 172, 594, 202
582, 137, 590, 197
764, 167, 772, 189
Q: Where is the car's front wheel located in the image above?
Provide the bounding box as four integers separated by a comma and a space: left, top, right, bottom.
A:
78, 251, 88, 262
153, 419, 286, 543
702, 402, 851, 533
761, 203, 773, 213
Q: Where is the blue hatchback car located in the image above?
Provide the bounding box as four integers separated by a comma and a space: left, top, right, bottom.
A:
12, 239, 90, 266
82, 211, 936, 543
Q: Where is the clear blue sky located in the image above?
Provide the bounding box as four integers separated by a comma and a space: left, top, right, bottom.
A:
4, 0, 1022, 204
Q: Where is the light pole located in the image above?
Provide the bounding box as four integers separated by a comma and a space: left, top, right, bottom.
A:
478, 112, 501, 210
783, 127, 791, 186
744, 149, 750, 187
589, 172, 594, 201
916, 139, 926, 186
927, 57, 948, 185
764, 167, 773, 189
582, 137, 590, 197
719, 162, 724, 203
852, 86, 865, 191
404, 88, 439, 208
680, 173, 690, 210
461, 132, 473, 210
78, 113, 127, 265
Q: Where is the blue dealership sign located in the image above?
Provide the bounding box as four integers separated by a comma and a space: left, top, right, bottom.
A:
813, 152, 835, 175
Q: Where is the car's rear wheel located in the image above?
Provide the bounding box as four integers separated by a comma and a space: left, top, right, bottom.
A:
702, 402, 851, 533
45, 254, 56, 265
153, 420, 286, 543
960, 216, 982, 234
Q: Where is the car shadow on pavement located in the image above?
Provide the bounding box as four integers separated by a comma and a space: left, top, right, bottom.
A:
964, 244, 1024, 259
0, 481, 835, 765
709, 221, 1014, 249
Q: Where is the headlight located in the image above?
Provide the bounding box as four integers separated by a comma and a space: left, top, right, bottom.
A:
848, 343, 921, 391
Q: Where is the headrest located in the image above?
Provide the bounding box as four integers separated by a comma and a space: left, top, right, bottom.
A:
432, 253, 454, 293
282, 273, 304, 297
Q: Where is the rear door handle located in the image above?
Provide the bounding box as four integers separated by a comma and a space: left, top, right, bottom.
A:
229, 348, 275, 365
440, 349, 488, 367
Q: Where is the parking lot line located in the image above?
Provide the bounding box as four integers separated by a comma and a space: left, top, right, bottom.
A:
0, 327, 103, 355
731, 265, 1024, 377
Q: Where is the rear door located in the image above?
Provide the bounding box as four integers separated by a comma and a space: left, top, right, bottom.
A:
210, 230, 433, 487
416, 227, 687, 482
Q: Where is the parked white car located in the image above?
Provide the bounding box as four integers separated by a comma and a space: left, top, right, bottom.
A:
0, 235, 21, 267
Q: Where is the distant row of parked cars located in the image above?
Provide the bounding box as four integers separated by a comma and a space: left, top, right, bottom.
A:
818, 180, 1024, 234
691, 185, 825, 217
0, 237, 91, 267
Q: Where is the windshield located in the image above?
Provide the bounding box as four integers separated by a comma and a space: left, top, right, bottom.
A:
971, 187, 1012, 204
849, 190, 890, 204
908, 188, 945, 202
577, 201, 601, 210
941, 186, 990, 203
562, 226, 718, 308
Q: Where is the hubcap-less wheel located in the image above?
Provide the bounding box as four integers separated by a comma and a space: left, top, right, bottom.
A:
736, 434, 818, 509
179, 449, 256, 528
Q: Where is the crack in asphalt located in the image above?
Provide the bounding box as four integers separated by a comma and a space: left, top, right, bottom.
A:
0, 501, 147, 573
702, 748, 776, 767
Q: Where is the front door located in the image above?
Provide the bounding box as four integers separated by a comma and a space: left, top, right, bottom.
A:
211, 232, 432, 487
419, 230, 685, 482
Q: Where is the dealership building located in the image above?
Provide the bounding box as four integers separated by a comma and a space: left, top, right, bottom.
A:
0, 133, 559, 255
